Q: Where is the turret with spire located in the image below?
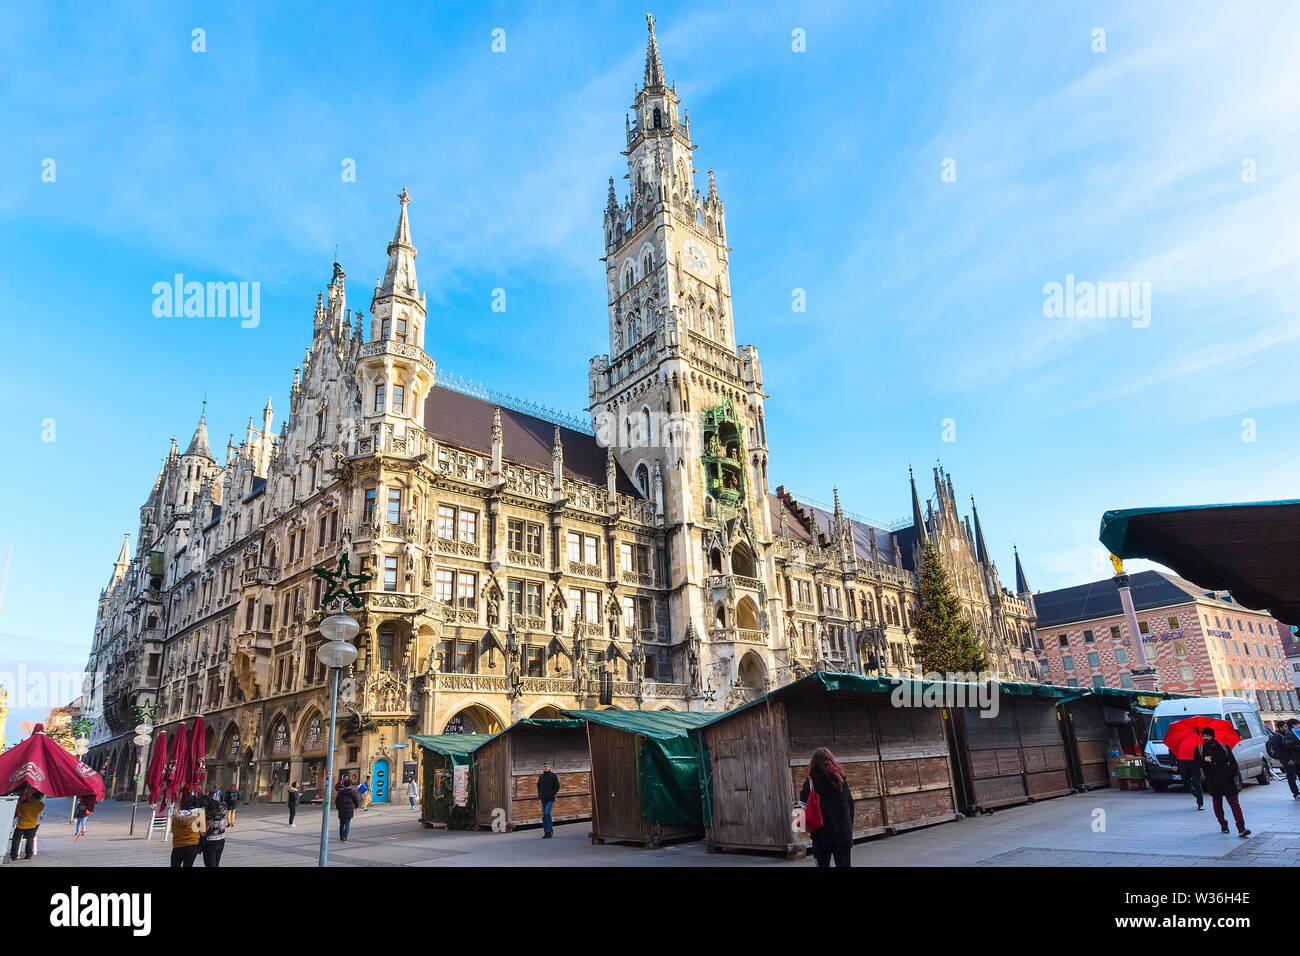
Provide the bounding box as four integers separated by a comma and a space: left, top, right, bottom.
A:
358, 188, 437, 445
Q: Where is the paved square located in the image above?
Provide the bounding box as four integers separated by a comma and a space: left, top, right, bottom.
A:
8, 779, 1300, 867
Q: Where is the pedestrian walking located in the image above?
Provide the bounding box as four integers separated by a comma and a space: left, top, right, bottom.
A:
169, 795, 206, 868
1267, 720, 1300, 799
287, 781, 300, 827
335, 779, 361, 842
537, 762, 560, 838
1194, 727, 1251, 838
1176, 754, 1204, 810
201, 792, 227, 867
224, 783, 240, 826
73, 797, 92, 840
406, 776, 419, 810
358, 775, 371, 811
798, 747, 855, 867
9, 788, 44, 861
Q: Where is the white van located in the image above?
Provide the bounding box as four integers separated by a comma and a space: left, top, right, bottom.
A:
1143, 697, 1271, 791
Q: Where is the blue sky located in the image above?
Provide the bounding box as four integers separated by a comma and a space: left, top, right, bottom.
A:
3, 1, 1299, 727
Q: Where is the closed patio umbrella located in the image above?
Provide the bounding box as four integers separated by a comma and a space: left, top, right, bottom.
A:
189, 716, 207, 794
145, 731, 167, 806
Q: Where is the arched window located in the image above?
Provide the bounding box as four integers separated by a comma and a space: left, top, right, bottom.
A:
642, 250, 653, 275
686, 299, 696, 329
653, 107, 662, 128
623, 264, 635, 291
636, 464, 650, 497
640, 408, 652, 446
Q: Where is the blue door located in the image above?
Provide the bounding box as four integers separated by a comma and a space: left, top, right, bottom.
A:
372, 759, 389, 802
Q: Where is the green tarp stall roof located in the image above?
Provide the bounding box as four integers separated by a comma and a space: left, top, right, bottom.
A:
1076, 686, 1187, 704
408, 733, 493, 766
1099, 499, 1300, 628
562, 709, 716, 738
564, 710, 714, 828
694, 671, 1089, 729
501, 718, 586, 731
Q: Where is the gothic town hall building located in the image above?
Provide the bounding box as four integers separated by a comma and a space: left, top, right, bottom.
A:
83, 18, 1038, 801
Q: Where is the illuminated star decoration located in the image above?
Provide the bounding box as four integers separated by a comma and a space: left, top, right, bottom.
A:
702, 688, 717, 703
132, 698, 160, 724
315, 552, 372, 610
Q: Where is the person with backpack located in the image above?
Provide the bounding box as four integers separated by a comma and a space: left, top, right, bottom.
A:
798, 747, 855, 867
73, 797, 92, 840
223, 783, 240, 826
1267, 720, 1300, 799
201, 791, 228, 867
335, 779, 361, 842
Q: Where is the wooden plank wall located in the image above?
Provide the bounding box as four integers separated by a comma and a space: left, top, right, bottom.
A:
508, 727, 592, 825
787, 698, 882, 841
1013, 698, 1072, 800
474, 738, 509, 828
875, 704, 959, 831
960, 705, 1029, 809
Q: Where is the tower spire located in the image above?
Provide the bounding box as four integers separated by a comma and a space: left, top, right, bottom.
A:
910, 467, 929, 544
644, 13, 665, 89
970, 496, 993, 566
1014, 546, 1031, 595
377, 187, 420, 303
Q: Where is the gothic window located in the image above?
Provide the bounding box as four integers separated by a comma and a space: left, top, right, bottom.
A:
640, 407, 652, 446
642, 250, 654, 276
653, 107, 662, 128
686, 299, 696, 329
625, 418, 633, 449
677, 160, 686, 184
636, 463, 650, 498
623, 264, 635, 291
703, 309, 715, 338
392, 384, 405, 414
374, 383, 385, 413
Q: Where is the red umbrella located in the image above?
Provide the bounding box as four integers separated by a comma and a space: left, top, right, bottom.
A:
1163, 716, 1241, 760
145, 731, 168, 806
190, 717, 206, 793
0, 724, 105, 808
168, 722, 191, 805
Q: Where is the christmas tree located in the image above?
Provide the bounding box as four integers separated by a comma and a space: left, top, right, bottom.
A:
911, 541, 988, 674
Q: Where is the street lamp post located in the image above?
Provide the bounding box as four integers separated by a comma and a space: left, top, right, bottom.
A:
316, 607, 359, 868
311, 552, 370, 867
128, 698, 159, 836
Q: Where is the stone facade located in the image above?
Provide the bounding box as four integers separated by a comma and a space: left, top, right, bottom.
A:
82, 17, 1037, 801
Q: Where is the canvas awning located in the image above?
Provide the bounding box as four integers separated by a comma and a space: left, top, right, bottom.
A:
408, 733, 493, 767
1099, 499, 1300, 627
563, 709, 716, 739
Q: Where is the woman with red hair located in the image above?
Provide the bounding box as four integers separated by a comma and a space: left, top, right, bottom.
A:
798, 747, 855, 867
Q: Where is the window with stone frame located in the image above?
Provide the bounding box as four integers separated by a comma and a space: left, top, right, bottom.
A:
435, 569, 454, 605
507, 519, 524, 552
387, 489, 401, 523
524, 646, 544, 678
567, 532, 583, 564
525, 582, 542, 617
459, 510, 478, 545
526, 523, 543, 555
364, 487, 376, 524
437, 505, 456, 539
507, 580, 524, 617
384, 556, 399, 592
456, 572, 477, 610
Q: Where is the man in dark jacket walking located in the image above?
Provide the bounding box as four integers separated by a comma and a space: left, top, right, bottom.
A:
1193, 728, 1251, 838
224, 784, 240, 827
1267, 721, 1299, 798
335, 781, 360, 842
537, 763, 560, 838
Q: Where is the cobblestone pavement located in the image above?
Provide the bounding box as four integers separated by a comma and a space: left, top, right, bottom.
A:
7, 778, 1299, 867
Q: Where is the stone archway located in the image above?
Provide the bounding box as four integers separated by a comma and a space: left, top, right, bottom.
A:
736, 650, 767, 690
441, 702, 505, 735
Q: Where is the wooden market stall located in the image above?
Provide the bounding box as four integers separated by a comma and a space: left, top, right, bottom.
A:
949, 682, 1076, 814
1059, 688, 1171, 791
408, 733, 493, 829
565, 709, 716, 849
695, 672, 963, 858
473, 718, 592, 831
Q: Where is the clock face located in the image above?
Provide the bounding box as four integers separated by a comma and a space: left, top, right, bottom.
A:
684, 239, 710, 275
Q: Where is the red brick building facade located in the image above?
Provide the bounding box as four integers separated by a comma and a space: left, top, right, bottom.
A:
1032, 571, 1297, 720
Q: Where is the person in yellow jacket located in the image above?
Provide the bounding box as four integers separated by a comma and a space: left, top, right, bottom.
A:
8, 789, 44, 861
169, 796, 206, 868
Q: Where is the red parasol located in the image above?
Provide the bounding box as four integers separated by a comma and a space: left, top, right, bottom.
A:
0, 723, 105, 808
169, 722, 192, 804
190, 716, 207, 793
145, 731, 168, 806
1163, 716, 1241, 761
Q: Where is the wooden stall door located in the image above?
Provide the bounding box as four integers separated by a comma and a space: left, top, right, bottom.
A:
875, 704, 958, 832
708, 702, 786, 848
588, 724, 641, 841
959, 705, 1027, 810
474, 740, 509, 828
1068, 702, 1112, 790
1014, 698, 1072, 800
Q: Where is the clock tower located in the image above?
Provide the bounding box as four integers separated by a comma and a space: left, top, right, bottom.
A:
589, 14, 776, 704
